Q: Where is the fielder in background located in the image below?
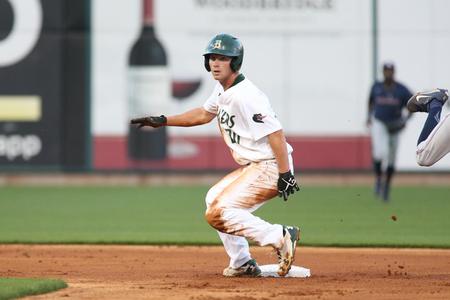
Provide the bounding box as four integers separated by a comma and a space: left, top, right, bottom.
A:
406, 88, 449, 166
131, 33, 300, 277
366, 62, 413, 202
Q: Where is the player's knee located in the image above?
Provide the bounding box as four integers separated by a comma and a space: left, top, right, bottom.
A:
205, 205, 224, 230
417, 152, 433, 167
417, 156, 433, 167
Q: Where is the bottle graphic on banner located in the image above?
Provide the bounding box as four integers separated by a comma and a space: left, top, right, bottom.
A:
128, 0, 169, 160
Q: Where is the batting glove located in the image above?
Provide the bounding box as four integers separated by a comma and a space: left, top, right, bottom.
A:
130, 115, 167, 128
277, 171, 300, 201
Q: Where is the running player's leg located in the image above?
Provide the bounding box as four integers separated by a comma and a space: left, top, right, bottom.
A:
417, 112, 450, 166
205, 160, 284, 248
371, 118, 388, 196
205, 168, 251, 269
384, 133, 399, 201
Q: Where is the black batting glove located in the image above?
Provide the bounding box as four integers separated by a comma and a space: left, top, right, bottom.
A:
277, 171, 300, 201
130, 115, 167, 128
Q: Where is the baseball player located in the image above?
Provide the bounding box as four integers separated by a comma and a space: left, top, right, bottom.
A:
131, 33, 300, 277
367, 62, 413, 201
406, 88, 449, 166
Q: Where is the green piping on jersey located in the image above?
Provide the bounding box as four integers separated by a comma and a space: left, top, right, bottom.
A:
230, 73, 245, 88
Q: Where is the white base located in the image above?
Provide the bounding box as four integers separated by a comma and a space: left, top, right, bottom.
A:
259, 264, 311, 278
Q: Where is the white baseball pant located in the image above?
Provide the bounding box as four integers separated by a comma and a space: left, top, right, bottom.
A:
205, 159, 290, 268
371, 117, 399, 166
416, 112, 450, 166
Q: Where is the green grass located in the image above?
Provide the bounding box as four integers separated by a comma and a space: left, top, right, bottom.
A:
0, 278, 67, 300
0, 186, 449, 247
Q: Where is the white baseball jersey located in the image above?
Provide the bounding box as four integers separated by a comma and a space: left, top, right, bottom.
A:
203, 77, 293, 165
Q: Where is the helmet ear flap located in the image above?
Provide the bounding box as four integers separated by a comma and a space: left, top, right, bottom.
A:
231, 47, 243, 72
204, 55, 211, 72
230, 57, 242, 72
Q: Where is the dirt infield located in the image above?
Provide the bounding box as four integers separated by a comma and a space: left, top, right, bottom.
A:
1, 245, 449, 299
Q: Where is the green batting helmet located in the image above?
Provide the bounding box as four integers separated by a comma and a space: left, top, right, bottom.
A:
203, 33, 244, 72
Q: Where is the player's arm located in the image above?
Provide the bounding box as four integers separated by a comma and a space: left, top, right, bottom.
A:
268, 130, 290, 173
404, 88, 414, 120
268, 130, 300, 201
130, 107, 216, 128
367, 83, 380, 126
167, 107, 216, 126
367, 92, 375, 126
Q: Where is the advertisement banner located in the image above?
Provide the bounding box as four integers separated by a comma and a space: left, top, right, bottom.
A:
0, 0, 90, 170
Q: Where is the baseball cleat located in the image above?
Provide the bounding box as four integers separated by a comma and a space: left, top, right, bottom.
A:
222, 258, 262, 277
407, 88, 449, 113
276, 226, 300, 277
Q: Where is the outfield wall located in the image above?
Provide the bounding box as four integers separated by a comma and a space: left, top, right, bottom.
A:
92, 0, 450, 171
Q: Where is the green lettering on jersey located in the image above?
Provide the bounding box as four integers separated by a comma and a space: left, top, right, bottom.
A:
224, 129, 241, 144
218, 108, 241, 144
218, 108, 235, 128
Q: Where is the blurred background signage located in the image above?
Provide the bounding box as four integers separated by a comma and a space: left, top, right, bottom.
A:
0, 0, 90, 170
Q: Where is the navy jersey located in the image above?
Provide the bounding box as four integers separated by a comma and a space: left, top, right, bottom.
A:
369, 81, 413, 122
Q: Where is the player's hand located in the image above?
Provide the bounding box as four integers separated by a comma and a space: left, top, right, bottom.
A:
277, 171, 300, 201
130, 115, 167, 128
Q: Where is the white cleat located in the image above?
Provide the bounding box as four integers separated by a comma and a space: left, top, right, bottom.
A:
276, 226, 300, 277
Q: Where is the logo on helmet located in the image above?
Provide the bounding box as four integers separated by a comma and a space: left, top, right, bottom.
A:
213, 40, 222, 49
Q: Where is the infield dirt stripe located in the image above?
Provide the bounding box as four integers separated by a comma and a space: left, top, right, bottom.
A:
1, 245, 449, 300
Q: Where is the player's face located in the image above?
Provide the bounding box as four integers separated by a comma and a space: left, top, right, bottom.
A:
209, 54, 234, 82
383, 68, 394, 81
